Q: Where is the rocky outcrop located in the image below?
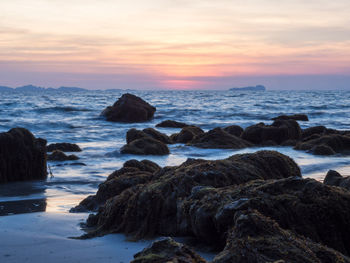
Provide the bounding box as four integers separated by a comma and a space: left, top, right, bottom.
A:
101, 93, 156, 122
121, 137, 169, 155
47, 142, 81, 152
71, 160, 160, 212
0, 128, 47, 183
213, 210, 350, 263
272, 114, 309, 121
171, 126, 204, 143
223, 125, 243, 137
295, 134, 350, 155
156, 120, 189, 128
188, 128, 252, 149
324, 170, 350, 190
241, 119, 302, 145
126, 128, 172, 144
84, 151, 300, 239
131, 238, 207, 263
47, 150, 79, 161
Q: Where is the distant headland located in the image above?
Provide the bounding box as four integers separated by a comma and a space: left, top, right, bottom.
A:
230, 85, 266, 91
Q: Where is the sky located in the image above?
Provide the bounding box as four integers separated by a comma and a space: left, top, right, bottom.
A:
0, 0, 349, 90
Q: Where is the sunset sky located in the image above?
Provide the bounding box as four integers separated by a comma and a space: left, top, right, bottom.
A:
0, 0, 349, 90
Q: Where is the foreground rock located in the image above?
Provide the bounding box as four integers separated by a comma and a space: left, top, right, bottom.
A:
272, 114, 309, 121
188, 128, 252, 149
47, 150, 79, 161
84, 151, 300, 238
47, 142, 81, 152
101, 93, 156, 122
71, 160, 160, 212
131, 238, 206, 263
156, 120, 189, 128
324, 170, 350, 190
242, 119, 302, 145
295, 134, 350, 155
171, 126, 204, 143
213, 210, 350, 263
0, 128, 47, 183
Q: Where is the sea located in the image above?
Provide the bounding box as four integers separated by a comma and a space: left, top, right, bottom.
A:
1, 89, 350, 214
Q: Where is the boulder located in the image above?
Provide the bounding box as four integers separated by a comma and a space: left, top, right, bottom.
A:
156, 120, 189, 128
213, 210, 350, 263
241, 120, 302, 145
101, 93, 156, 122
84, 151, 300, 239
272, 114, 309, 121
121, 137, 169, 155
126, 128, 172, 144
223, 125, 243, 137
0, 128, 47, 183
47, 150, 79, 161
47, 142, 81, 152
171, 126, 204, 143
188, 128, 252, 149
295, 134, 350, 155
324, 170, 350, 191
131, 238, 207, 263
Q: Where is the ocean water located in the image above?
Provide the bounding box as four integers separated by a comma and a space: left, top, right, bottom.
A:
0, 89, 350, 214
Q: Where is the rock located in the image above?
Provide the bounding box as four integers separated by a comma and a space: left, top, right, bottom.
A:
223, 125, 243, 137
0, 128, 47, 183
71, 160, 159, 212
213, 210, 350, 263
156, 120, 189, 128
188, 128, 252, 149
84, 151, 300, 239
295, 134, 350, 155
241, 120, 302, 145
272, 114, 309, 121
126, 128, 172, 144
131, 238, 207, 263
302, 126, 327, 139
171, 126, 204, 143
47, 142, 81, 152
121, 137, 169, 155
101, 93, 156, 122
324, 170, 350, 190
47, 150, 79, 161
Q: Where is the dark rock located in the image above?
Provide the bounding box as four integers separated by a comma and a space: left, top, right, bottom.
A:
295, 134, 350, 155
242, 120, 302, 145
302, 126, 327, 139
84, 151, 300, 239
126, 129, 148, 144
131, 238, 207, 263
324, 170, 350, 190
71, 160, 160, 212
121, 137, 169, 155
213, 210, 350, 263
171, 126, 204, 143
0, 128, 47, 183
188, 128, 252, 149
47, 142, 82, 152
272, 114, 309, 121
156, 120, 189, 128
126, 128, 172, 144
223, 125, 243, 137
101, 93, 156, 122
47, 150, 79, 161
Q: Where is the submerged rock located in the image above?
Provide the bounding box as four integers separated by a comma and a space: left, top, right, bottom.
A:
156, 120, 189, 128
0, 128, 47, 183
171, 126, 204, 143
242, 120, 302, 145
324, 170, 350, 191
47, 142, 82, 152
101, 93, 156, 122
272, 114, 309, 121
188, 128, 252, 149
47, 150, 79, 161
131, 238, 207, 263
121, 137, 169, 155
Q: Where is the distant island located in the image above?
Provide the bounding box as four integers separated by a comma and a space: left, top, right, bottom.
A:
230, 85, 266, 91
0, 85, 125, 92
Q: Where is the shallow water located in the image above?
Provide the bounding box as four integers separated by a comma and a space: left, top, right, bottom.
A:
1, 89, 350, 214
